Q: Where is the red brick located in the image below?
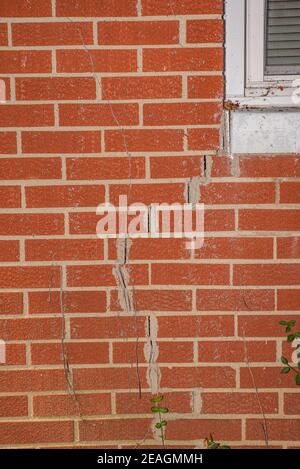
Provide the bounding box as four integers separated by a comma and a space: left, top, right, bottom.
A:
56, 0, 137, 17
188, 76, 224, 99
70, 316, 146, 340
0, 1, 52, 17
80, 418, 150, 441
57, 50, 137, 73
0, 132, 17, 154
241, 367, 297, 388
0, 396, 28, 417
5, 344, 26, 365
188, 128, 220, 150
0, 24, 8, 46
31, 342, 109, 365
246, 419, 300, 441
0, 157, 61, 180
161, 366, 236, 388
0, 51, 52, 74
59, 103, 139, 126
284, 393, 300, 415
105, 129, 183, 152
150, 155, 203, 179
157, 315, 234, 338
0, 370, 66, 392
187, 20, 224, 43
197, 288, 275, 311
205, 209, 235, 231
0, 317, 61, 341
143, 48, 223, 72
144, 102, 222, 126
116, 391, 192, 414
0, 421, 73, 445
0, 213, 64, 236
26, 184, 104, 208
239, 209, 300, 231
28, 290, 107, 314
0, 266, 60, 289
201, 182, 275, 205
142, 0, 223, 15
281, 182, 300, 203
110, 182, 185, 205
195, 237, 273, 259
152, 263, 229, 285
69, 212, 103, 234
240, 155, 300, 177
198, 340, 276, 362
210, 155, 233, 177
277, 289, 300, 311
102, 76, 182, 100
0, 240, 19, 262
22, 131, 101, 154
25, 238, 103, 261
67, 157, 145, 180
33, 393, 111, 417
277, 237, 300, 258
67, 264, 148, 287
0, 104, 54, 127
0, 292, 23, 315
113, 340, 194, 363
111, 289, 192, 311
202, 392, 278, 414
74, 367, 147, 390
98, 21, 179, 45
238, 315, 299, 337
166, 418, 240, 441
12, 22, 93, 46
0, 186, 21, 208
234, 264, 300, 286
109, 238, 189, 260
16, 77, 96, 101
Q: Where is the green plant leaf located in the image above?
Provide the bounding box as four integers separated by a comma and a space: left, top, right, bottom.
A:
151, 406, 161, 413
295, 374, 300, 385
160, 420, 167, 427
155, 422, 162, 429
281, 367, 290, 374
287, 334, 296, 343
150, 395, 164, 403
288, 320, 296, 327
294, 332, 300, 338
286, 326, 291, 333
159, 407, 169, 413
279, 320, 287, 326
281, 356, 289, 365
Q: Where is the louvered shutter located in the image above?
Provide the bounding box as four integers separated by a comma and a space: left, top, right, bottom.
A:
265, 0, 300, 75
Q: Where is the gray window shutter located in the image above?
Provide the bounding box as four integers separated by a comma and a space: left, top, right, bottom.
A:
265, 0, 300, 75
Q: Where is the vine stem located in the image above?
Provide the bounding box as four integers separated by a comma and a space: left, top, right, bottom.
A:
158, 411, 165, 449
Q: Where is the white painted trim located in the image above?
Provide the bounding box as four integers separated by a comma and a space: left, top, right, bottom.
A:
225, 0, 245, 98
246, 0, 265, 85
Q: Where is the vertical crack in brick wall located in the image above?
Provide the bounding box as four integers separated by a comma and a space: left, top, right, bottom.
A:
0, 0, 299, 449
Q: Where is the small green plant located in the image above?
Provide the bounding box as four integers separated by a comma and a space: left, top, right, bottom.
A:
150, 395, 169, 447
279, 320, 300, 385
204, 434, 231, 449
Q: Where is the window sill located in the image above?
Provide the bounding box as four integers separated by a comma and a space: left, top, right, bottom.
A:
225, 96, 300, 111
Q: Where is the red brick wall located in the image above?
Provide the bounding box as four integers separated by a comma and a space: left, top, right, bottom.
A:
0, 0, 299, 448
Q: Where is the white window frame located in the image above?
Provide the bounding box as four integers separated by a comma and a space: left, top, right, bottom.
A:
225, 0, 300, 108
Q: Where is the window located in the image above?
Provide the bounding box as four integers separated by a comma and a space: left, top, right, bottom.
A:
226, 0, 300, 107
